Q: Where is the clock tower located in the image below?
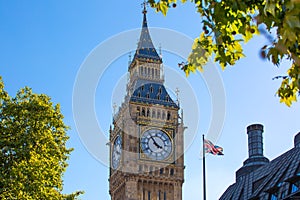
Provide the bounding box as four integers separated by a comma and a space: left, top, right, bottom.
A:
109, 6, 185, 200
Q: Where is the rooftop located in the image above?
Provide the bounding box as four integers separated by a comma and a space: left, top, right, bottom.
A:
220, 131, 300, 200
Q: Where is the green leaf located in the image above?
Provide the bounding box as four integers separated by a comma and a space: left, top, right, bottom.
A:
264, 1, 276, 17
149, 0, 300, 106
285, 15, 300, 29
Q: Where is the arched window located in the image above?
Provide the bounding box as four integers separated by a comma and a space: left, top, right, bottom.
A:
157, 110, 161, 119
152, 68, 154, 78
140, 66, 143, 75
137, 106, 140, 116
147, 108, 150, 117
152, 110, 156, 118
167, 112, 171, 120
162, 111, 166, 119
142, 108, 145, 116
160, 168, 164, 174
170, 168, 174, 176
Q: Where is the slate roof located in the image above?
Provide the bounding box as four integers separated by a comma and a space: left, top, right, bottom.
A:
130, 80, 178, 108
132, 10, 162, 63
220, 146, 300, 200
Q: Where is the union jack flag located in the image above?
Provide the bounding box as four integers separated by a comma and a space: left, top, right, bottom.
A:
204, 139, 224, 155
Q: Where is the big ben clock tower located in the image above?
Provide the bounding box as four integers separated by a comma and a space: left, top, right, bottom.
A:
109, 5, 185, 200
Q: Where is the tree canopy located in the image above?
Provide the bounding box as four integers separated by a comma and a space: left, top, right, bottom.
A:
148, 0, 300, 106
0, 77, 82, 199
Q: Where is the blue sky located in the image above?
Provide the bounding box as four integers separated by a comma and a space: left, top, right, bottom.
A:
1, 1, 300, 199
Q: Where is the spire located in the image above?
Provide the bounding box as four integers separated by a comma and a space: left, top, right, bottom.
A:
132, 4, 162, 63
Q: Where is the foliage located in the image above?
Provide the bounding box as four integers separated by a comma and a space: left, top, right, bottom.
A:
148, 0, 300, 106
0, 77, 83, 199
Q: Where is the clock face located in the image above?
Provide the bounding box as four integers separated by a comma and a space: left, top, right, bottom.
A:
112, 135, 122, 169
140, 129, 172, 161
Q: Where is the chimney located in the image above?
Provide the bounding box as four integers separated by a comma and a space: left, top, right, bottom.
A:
236, 124, 269, 180
247, 124, 265, 160
295, 132, 300, 148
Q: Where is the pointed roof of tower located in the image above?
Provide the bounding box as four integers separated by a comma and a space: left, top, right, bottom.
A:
132, 7, 162, 63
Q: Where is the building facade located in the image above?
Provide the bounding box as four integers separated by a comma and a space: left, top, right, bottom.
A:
108, 8, 185, 200
220, 124, 300, 200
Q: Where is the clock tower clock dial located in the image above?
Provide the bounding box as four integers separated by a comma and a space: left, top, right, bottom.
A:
141, 129, 172, 161
111, 135, 122, 169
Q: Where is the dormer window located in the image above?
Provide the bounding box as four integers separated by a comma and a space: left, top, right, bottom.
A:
150, 85, 153, 93
158, 87, 162, 94
290, 179, 300, 194
141, 85, 144, 91
270, 194, 278, 200
138, 92, 141, 98
146, 93, 150, 98
157, 95, 160, 100
166, 95, 169, 102
267, 185, 280, 200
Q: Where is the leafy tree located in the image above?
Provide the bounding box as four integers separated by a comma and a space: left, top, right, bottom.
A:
148, 0, 300, 106
0, 77, 82, 199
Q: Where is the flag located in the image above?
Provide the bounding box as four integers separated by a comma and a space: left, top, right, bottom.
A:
204, 139, 224, 155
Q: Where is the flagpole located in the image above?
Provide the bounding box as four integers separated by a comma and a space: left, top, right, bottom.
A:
202, 134, 206, 200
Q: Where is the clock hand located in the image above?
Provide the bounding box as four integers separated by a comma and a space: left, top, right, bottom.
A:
150, 136, 162, 149
116, 148, 121, 155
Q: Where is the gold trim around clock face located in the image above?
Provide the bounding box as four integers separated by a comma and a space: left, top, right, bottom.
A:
140, 129, 173, 161
111, 134, 122, 169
